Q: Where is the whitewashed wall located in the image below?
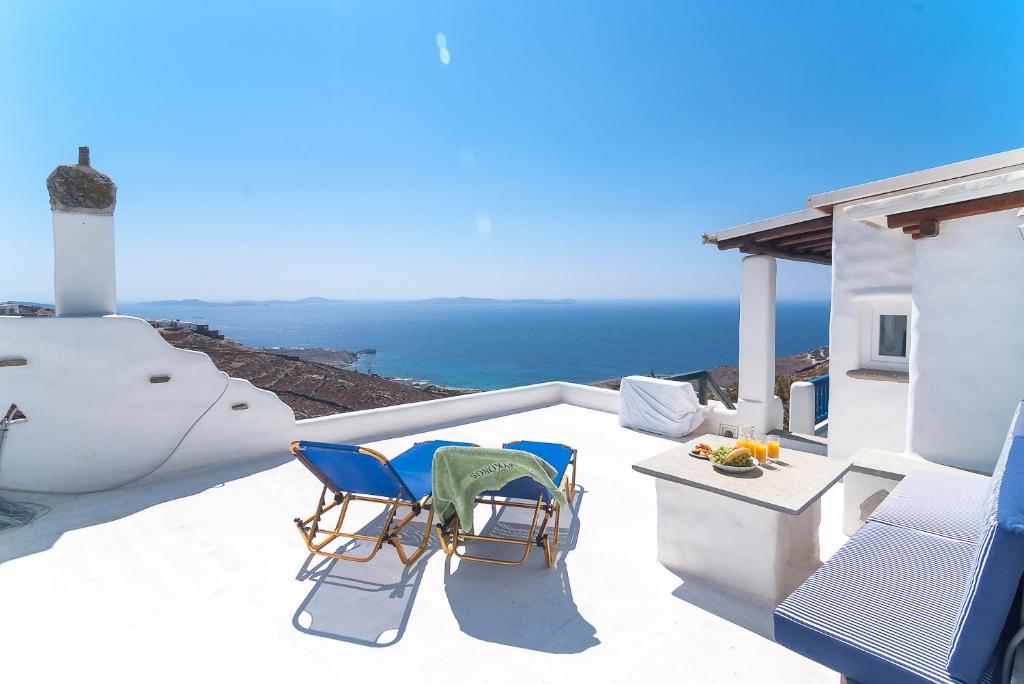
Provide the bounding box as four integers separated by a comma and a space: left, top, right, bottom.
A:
827, 209, 914, 460
0, 315, 296, 494
52, 212, 116, 317
908, 209, 1024, 472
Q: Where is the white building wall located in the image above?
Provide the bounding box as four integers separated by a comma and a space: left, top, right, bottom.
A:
827, 209, 914, 460
907, 209, 1024, 473
0, 315, 296, 494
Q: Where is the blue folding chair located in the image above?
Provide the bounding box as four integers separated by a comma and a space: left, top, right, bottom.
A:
291, 439, 475, 565
436, 440, 578, 568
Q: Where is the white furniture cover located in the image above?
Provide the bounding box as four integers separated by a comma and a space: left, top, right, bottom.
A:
618, 375, 704, 437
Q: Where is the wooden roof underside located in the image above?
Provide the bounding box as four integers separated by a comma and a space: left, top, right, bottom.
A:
712, 215, 833, 265
888, 189, 1024, 239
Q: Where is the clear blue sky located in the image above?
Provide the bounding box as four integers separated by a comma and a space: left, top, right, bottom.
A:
2, 1, 1021, 302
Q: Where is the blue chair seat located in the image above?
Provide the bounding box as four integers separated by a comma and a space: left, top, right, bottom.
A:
291, 439, 474, 566
869, 469, 990, 543
478, 441, 574, 501
774, 522, 995, 684
390, 440, 476, 501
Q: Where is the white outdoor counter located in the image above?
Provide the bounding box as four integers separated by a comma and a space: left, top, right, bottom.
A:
633, 435, 850, 610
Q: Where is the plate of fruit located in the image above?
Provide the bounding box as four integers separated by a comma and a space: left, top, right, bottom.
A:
708, 446, 758, 473
689, 442, 715, 459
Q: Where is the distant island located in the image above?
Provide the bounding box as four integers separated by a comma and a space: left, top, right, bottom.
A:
418, 297, 577, 305
138, 297, 345, 307
137, 297, 577, 306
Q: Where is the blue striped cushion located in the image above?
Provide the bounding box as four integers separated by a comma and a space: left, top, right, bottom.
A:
869, 470, 989, 543
775, 522, 990, 684
947, 401, 1024, 684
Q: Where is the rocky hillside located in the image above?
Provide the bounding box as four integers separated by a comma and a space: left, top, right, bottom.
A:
707, 346, 828, 397
158, 330, 443, 419
595, 346, 829, 397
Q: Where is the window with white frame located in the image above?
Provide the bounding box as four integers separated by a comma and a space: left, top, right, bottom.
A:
868, 308, 910, 369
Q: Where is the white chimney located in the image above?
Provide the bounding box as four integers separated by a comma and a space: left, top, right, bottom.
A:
46, 146, 118, 317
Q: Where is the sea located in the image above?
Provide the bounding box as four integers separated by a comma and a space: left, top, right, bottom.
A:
120, 300, 830, 391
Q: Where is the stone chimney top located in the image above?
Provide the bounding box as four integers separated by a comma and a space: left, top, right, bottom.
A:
46, 146, 117, 215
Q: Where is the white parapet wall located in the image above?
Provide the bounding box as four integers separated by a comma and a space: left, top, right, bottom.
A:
788, 380, 816, 436
0, 315, 296, 494
296, 381, 620, 444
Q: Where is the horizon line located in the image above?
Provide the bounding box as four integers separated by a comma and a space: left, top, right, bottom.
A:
118, 296, 831, 304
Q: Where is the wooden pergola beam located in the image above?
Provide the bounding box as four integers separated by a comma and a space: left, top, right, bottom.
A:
887, 189, 1024, 229
717, 215, 832, 249
739, 245, 831, 265
771, 228, 833, 248
799, 243, 834, 254
788, 235, 834, 251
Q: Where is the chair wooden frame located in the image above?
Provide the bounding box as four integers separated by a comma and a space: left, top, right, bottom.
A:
435, 444, 577, 568
291, 442, 435, 566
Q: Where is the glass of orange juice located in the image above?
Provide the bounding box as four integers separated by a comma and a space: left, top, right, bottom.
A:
767, 435, 780, 460
736, 425, 757, 454
751, 434, 768, 463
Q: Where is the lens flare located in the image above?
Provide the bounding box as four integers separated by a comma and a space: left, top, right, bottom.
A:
475, 214, 493, 235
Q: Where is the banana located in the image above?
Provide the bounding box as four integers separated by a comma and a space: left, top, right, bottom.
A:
723, 447, 752, 465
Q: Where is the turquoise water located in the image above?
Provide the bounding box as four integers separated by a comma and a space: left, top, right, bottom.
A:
120, 300, 830, 390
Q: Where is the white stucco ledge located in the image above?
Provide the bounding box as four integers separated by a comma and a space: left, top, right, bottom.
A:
843, 447, 990, 536
295, 381, 621, 444
849, 447, 988, 479
845, 368, 909, 383
772, 429, 828, 456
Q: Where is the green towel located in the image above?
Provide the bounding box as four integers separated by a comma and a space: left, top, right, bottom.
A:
432, 446, 568, 534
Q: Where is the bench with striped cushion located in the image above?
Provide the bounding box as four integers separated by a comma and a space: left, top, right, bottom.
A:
947, 403, 1024, 683
775, 522, 989, 684
868, 468, 990, 543
775, 401, 1024, 684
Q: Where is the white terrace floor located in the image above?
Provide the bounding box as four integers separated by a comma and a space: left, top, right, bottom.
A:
0, 403, 845, 683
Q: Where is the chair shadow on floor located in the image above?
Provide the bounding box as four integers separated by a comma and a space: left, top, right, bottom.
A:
292, 508, 439, 647
443, 487, 600, 654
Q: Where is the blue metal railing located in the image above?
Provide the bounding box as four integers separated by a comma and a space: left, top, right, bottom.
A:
809, 375, 829, 424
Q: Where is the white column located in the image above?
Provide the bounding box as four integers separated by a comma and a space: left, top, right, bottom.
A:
737, 254, 777, 433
